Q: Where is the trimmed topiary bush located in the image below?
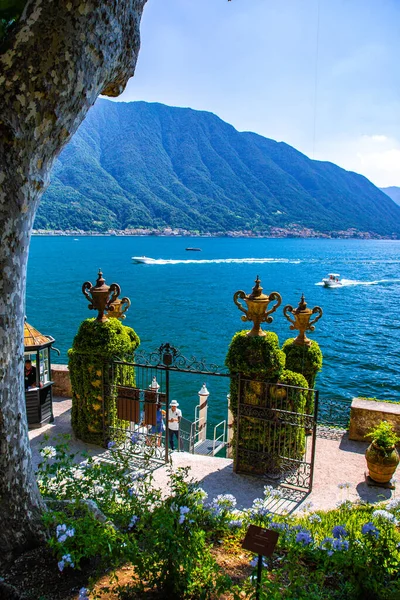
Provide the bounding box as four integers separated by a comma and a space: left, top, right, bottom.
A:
226, 331, 311, 475
69, 318, 140, 445
282, 338, 322, 414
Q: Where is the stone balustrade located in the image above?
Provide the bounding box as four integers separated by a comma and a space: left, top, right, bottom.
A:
51, 364, 72, 398
349, 397, 400, 443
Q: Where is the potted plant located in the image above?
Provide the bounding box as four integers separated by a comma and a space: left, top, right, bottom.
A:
365, 421, 400, 484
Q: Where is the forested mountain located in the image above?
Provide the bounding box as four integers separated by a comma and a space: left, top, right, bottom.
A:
35, 100, 400, 236
381, 187, 400, 207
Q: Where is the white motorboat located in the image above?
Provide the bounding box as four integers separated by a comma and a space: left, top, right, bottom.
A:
131, 256, 157, 264
322, 273, 342, 287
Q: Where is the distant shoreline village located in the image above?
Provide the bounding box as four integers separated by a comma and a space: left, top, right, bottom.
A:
32, 226, 397, 240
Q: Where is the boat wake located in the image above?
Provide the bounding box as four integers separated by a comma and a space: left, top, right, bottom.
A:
133, 257, 301, 265
316, 278, 400, 287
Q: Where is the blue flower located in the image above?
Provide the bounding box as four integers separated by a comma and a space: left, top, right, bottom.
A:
107, 441, 116, 450
128, 515, 139, 529
361, 522, 380, 538
319, 536, 334, 554
332, 525, 348, 539
130, 433, 139, 444
78, 588, 90, 600
296, 530, 313, 546
250, 556, 268, 567
332, 539, 349, 551
269, 522, 287, 531
58, 553, 74, 572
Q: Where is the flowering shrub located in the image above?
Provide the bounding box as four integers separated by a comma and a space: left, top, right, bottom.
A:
38, 439, 400, 599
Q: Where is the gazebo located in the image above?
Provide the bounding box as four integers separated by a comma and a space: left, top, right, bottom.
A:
24, 321, 57, 429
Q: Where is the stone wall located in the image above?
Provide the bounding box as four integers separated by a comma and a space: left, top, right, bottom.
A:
51, 364, 72, 398
349, 397, 400, 443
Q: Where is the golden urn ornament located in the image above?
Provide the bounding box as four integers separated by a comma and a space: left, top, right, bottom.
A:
233, 276, 282, 337
106, 297, 131, 320
283, 294, 322, 346
82, 269, 127, 322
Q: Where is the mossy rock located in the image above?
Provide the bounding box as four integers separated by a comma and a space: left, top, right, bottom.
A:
69, 318, 140, 445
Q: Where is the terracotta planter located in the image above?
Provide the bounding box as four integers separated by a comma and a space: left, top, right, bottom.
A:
365, 442, 400, 483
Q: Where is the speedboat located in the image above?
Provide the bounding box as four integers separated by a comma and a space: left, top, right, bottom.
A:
185, 247, 201, 251
131, 256, 157, 264
322, 273, 342, 287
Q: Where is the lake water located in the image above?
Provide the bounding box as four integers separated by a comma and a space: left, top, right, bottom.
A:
26, 236, 400, 428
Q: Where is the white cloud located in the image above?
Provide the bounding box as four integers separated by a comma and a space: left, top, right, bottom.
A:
315, 135, 400, 187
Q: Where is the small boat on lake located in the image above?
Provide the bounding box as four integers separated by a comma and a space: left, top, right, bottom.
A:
132, 256, 157, 264
322, 273, 342, 287
185, 247, 201, 251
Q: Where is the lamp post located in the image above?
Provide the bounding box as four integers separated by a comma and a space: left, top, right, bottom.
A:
283, 294, 323, 345
233, 276, 282, 336
82, 269, 124, 322
197, 383, 209, 442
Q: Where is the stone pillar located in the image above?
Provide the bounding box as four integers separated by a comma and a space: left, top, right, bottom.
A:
197, 383, 209, 442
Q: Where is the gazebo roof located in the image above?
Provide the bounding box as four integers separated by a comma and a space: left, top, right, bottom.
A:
24, 322, 54, 348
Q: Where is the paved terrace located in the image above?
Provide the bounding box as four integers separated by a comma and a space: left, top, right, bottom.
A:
29, 397, 398, 514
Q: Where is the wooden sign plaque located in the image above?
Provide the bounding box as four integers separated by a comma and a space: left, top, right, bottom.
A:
242, 524, 279, 557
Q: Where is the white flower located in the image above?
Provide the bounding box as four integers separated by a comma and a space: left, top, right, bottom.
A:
299, 501, 314, 513
337, 482, 351, 490
387, 498, 400, 510
308, 513, 322, 523
40, 446, 56, 459
372, 509, 398, 524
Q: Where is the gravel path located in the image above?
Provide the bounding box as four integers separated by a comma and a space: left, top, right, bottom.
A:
29, 397, 397, 514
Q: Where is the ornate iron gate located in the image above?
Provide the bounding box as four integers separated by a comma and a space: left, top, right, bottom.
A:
235, 377, 318, 491
107, 343, 231, 463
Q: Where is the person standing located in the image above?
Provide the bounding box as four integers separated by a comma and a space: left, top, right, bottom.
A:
168, 400, 182, 451
24, 359, 38, 390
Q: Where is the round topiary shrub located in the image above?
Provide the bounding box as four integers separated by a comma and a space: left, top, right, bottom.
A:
69, 318, 140, 445
282, 338, 322, 414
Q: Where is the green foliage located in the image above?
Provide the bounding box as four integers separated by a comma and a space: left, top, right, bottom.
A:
282, 338, 322, 387
35, 100, 400, 236
366, 420, 400, 452
282, 339, 322, 414
226, 331, 285, 380
37, 443, 400, 600
68, 318, 140, 445
38, 440, 231, 598
226, 332, 309, 473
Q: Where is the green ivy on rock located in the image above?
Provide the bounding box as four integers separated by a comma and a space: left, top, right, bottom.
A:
68, 318, 140, 445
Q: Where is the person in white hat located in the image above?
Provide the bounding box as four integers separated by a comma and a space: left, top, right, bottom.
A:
168, 400, 182, 451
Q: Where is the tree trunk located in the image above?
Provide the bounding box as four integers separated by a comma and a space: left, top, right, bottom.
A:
0, 0, 147, 561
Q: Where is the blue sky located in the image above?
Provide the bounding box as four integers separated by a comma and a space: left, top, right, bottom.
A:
114, 0, 400, 187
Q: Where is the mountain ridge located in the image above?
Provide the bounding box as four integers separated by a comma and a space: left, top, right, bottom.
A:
380, 186, 400, 207
35, 100, 400, 237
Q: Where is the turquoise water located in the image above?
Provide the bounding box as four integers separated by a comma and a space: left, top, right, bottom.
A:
26, 237, 400, 427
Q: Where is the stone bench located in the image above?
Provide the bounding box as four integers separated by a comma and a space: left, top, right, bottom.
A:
349, 397, 400, 442
51, 364, 72, 398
